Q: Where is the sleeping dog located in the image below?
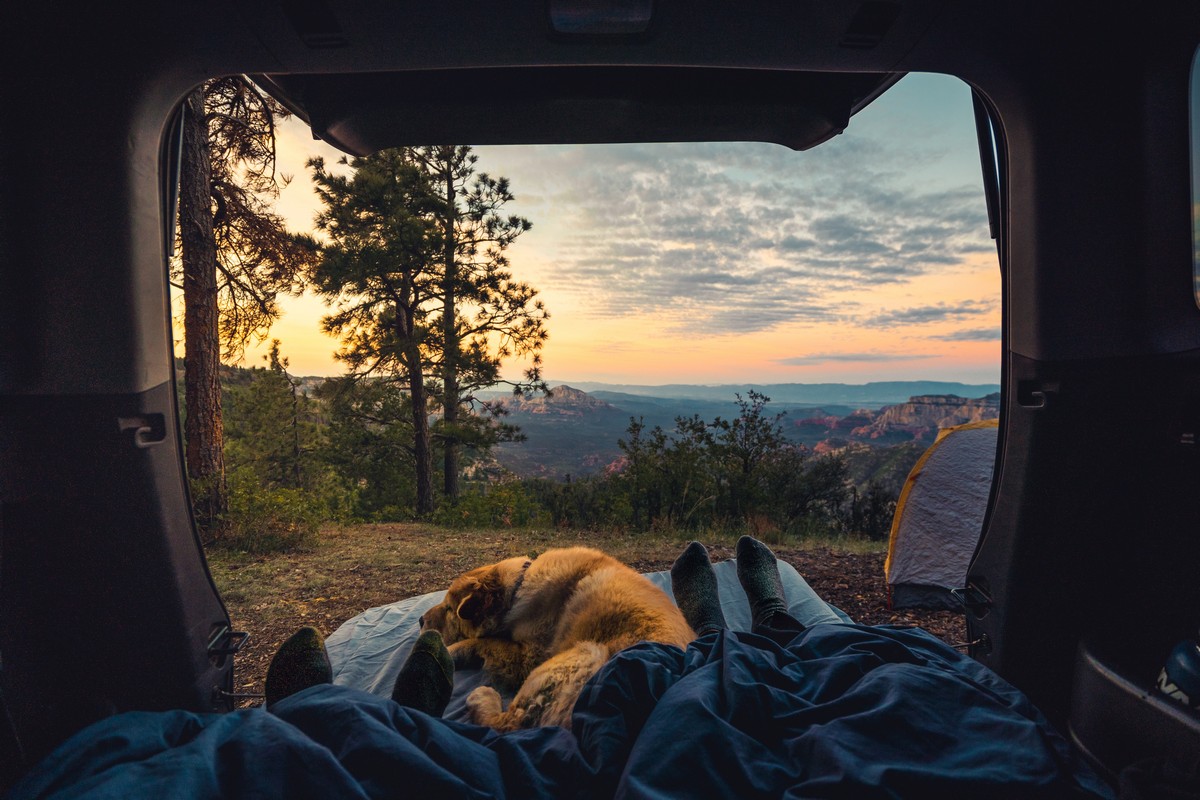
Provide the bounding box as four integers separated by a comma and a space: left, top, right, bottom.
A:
419, 546, 695, 731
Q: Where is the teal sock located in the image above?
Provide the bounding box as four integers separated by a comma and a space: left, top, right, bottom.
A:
736, 536, 788, 628
670, 541, 728, 635
264, 626, 332, 708
392, 630, 454, 717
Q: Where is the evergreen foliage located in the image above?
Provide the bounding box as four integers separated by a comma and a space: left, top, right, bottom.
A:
307, 150, 442, 514
305, 147, 548, 515
208, 360, 911, 547
409, 146, 549, 500
224, 342, 313, 488
314, 376, 421, 520
217, 342, 353, 550
603, 392, 855, 536
176, 76, 317, 540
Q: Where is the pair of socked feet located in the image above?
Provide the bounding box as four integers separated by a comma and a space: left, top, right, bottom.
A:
670, 535, 791, 636
263, 535, 790, 716
263, 624, 455, 714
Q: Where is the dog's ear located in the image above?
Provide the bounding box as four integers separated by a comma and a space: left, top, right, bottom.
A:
454, 572, 503, 624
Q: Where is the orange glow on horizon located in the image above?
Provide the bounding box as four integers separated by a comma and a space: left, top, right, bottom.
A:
179, 74, 1003, 388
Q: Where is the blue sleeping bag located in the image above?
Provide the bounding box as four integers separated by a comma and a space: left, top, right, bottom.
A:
10, 624, 1113, 799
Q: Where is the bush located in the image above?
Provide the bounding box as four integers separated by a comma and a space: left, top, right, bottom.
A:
433, 481, 550, 529
304, 467, 360, 524
522, 476, 630, 530
369, 505, 413, 523
212, 468, 322, 553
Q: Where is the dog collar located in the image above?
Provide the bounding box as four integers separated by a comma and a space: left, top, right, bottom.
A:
507, 559, 533, 608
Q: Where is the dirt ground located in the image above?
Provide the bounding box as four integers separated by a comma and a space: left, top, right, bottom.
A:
207, 524, 967, 699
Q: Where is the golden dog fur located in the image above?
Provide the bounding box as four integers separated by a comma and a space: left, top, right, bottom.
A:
419, 546, 695, 731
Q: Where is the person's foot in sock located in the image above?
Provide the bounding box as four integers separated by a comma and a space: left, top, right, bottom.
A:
264, 626, 333, 707
736, 535, 789, 629
670, 541, 728, 636
391, 629, 454, 717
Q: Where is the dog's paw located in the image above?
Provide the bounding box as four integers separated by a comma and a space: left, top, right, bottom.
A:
465, 685, 503, 725
447, 640, 483, 668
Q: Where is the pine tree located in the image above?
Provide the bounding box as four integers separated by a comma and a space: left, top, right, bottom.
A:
224, 340, 309, 490
307, 150, 441, 514
176, 76, 315, 539
316, 376, 419, 519
408, 146, 549, 500
309, 147, 550, 514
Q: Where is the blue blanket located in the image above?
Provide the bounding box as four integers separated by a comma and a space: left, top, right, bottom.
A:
10, 624, 1113, 799
324, 558, 851, 720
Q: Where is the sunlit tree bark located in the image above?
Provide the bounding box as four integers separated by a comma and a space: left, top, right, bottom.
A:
175, 77, 315, 539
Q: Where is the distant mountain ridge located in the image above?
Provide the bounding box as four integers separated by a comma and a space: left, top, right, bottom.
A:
550, 380, 1000, 407
492, 384, 1000, 479
190, 360, 1000, 486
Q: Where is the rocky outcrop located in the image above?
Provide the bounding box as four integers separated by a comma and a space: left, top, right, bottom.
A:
500, 385, 618, 416
869, 394, 1000, 430
793, 394, 999, 449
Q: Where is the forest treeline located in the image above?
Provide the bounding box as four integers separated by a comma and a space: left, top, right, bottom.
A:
197, 354, 903, 552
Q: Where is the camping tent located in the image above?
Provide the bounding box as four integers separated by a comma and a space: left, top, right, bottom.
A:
885, 419, 999, 610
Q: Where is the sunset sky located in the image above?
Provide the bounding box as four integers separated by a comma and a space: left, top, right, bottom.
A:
194, 72, 1001, 386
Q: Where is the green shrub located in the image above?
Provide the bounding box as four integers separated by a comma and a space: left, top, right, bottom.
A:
214, 468, 322, 553
434, 481, 550, 529
305, 467, 360, 524
370, 504, 413, 523
522, 475, 633, 530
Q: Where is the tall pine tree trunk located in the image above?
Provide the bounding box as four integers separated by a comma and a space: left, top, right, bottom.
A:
406, 342, 435, 515
441, 162, 460, 500
179, 87, 227, 539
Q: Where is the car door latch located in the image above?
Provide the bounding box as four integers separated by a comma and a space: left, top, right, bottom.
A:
207, 625, 249, 666
951, 580, 993, 616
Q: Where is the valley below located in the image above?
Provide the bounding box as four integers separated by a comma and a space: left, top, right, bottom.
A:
487, 380, 1000, 486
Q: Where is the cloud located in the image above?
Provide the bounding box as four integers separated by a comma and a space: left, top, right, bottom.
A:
858, 301, 995, 328
532, 138, 992, 335
776, 234, 817, 251
476, 77, 995, 339
775, 352, 938, 366
933, 327, 1003, 341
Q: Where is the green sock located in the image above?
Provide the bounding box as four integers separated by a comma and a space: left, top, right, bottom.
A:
736, 536, 788, 628
670, 541, 728, 635
264, 626, 332, 707
392, 630, 454, 717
